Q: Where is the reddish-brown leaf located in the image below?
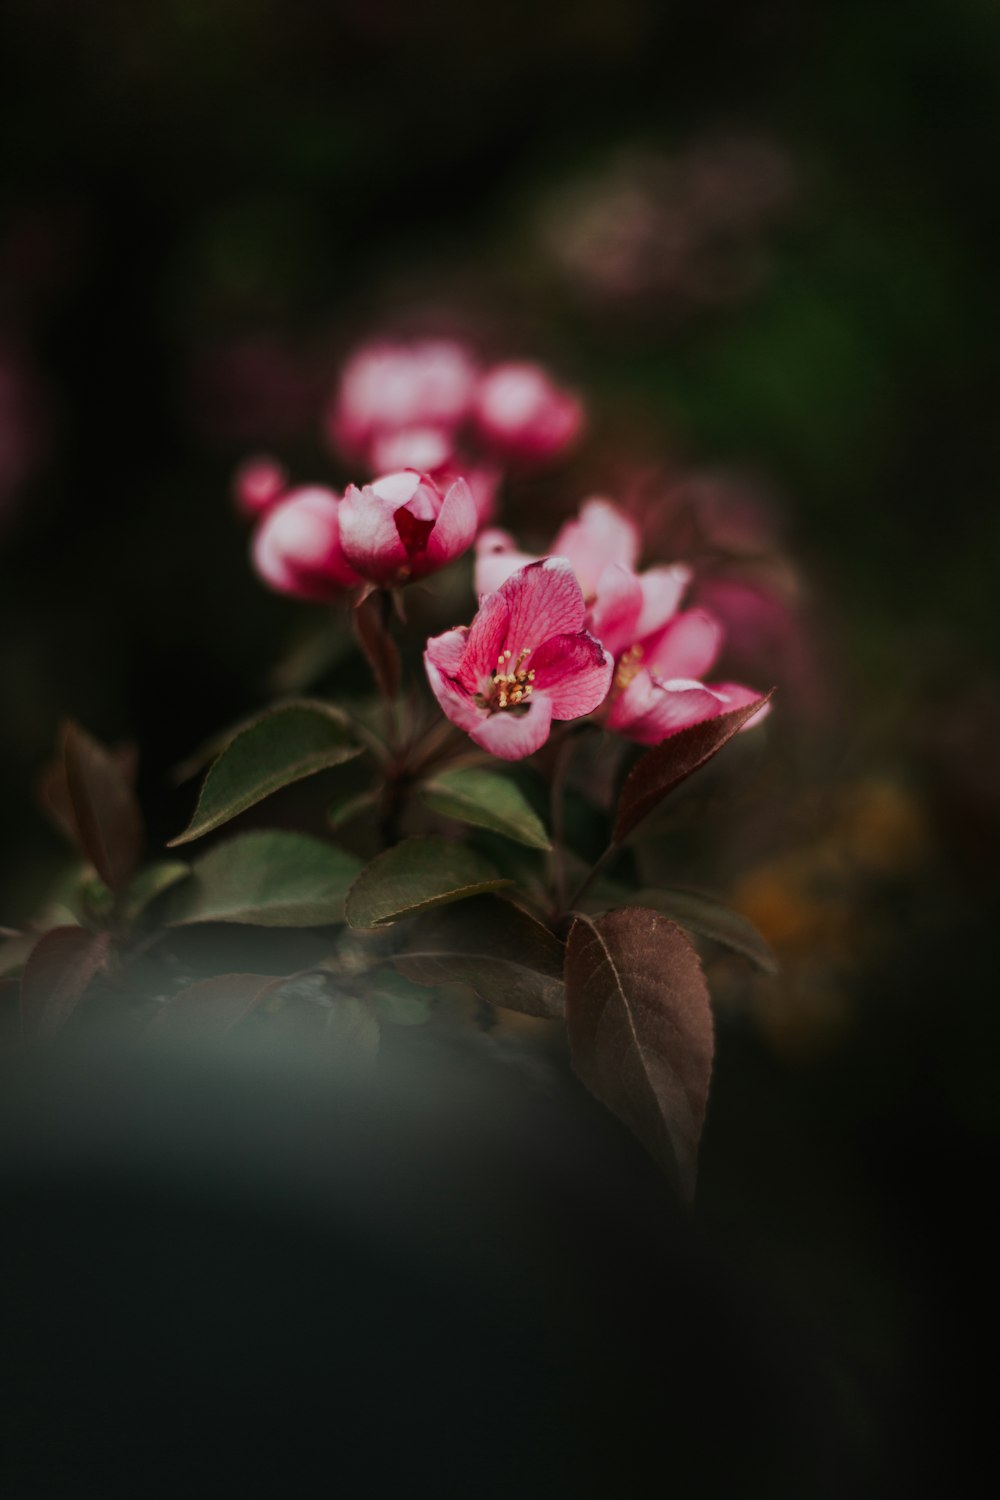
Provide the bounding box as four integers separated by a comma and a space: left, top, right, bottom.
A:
147, 972, 285, 1041
613, 692, 773, 843
565, 908, 714, 1199
19, 925, 112, 1042
60, 720, 144, 891
352, 593, 401, 702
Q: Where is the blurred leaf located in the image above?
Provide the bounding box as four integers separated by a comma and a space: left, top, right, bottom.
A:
60, 720, 144, 892
324, 995, 380, 1060
589, 886, 778, 974
613, 694, 772, 843
19, 926, 112, 1042
169, 700, 361, 845
0, 932, 36, 979
148, 972, 284, 1040
327, 788, 380, 831
367, 969, 433, 1027
119, 861, 192, 929
345, 837, 509, 930
565, 909, 714, 1200
352, 593, 401, 702
419, 768, 551, 850
394, 894, 565, 1019
167, 831, 361, 927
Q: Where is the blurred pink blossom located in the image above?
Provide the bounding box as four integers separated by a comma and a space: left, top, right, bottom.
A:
328, 339, 479, 470
339, 469, 478, 587
251, 486, 360, 602
425, 558, 612, 760
232, 454, 289, 520
473, 361, 583, 467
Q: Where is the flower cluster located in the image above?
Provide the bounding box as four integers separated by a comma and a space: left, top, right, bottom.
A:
426, 496, 766, 759
327, 337, 584, 496
237, 338, 767, 763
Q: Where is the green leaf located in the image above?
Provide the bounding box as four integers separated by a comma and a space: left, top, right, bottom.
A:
344, 837, 509, 930
613, 692, 773, 843
587, 884, 778, 974
167, 831, 362, 928
119, 861, 192, 929
327, 788, 380, 831
394, 894, 565, 1019
366, 969, 434, 1027
565, 909, 714, 1200
169, 700, 362, 846
419, 768, 551, 850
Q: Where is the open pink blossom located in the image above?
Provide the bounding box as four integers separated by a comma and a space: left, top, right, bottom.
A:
549, 497, 639, 596
473, 497, 641, 600
424, 558, 613, 760
606, 604, 768, 744
328, 339, 479, 468
339, 469, 478, 587
251, 486, 361, 602
473, 361, 584, 466
233, 453, 289, 520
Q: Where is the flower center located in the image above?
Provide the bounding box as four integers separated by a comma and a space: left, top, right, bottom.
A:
490, 647, 535, 711
614, 642, 644, 691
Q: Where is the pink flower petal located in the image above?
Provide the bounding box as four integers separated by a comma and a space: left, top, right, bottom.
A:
642, 607, 723, 680
470, 695, 554, 760
424, 648, 484, 734
707, 681, 772, 729
587, 563, 644, 658
607, 669, 727, 745
550, 498, 640, 598
422, 476, 478, 575
500, 557, 587, 652
633, 564, 691, 639
474, 529, 538, 597
527, 632, 613, 719
339, 480, 408, 584
458, 586, 511, 692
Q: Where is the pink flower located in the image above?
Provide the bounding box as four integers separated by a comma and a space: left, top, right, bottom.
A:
473, 361, 584, 466
339, 469, 478, 587
424, 559, 613, 760
251, 486, 361, 602
232, 453, 289, 520
473, 497, 640, 600
549, 497, 640, 597
328, 339, 479, 468
605, 604, 768, 744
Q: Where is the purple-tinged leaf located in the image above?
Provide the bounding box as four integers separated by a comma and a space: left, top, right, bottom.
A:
394, 894, 565, 1019
565, 908, 714, 1199
19, 925, 112, 1042
613, 691, 773, 843
587, 885, 778, 974
60, 720, 144, 892
148, 972, 284, 1041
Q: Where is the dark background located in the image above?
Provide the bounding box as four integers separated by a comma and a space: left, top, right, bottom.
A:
1, 2, 997, 1492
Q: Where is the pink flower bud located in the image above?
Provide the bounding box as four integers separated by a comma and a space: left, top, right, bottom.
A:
474, 361, 584, 466
424, 558, 613, 761
251, 486, 361, 602
328, 339, 479, 467
339, 469, 478, 587
232, 454, 289, 520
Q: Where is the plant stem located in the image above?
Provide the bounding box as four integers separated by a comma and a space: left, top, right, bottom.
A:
549, 730, 577, 915
565, 841, 619, 912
